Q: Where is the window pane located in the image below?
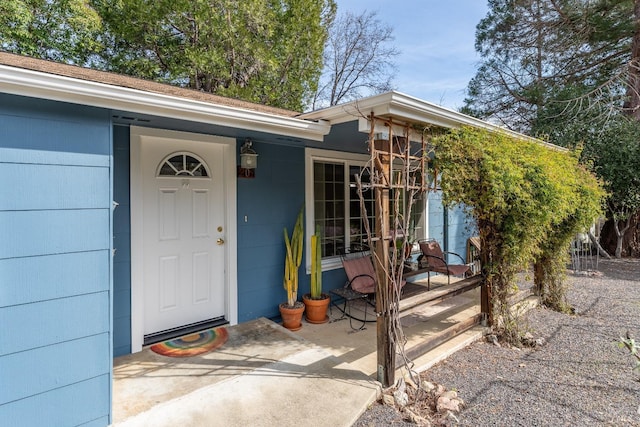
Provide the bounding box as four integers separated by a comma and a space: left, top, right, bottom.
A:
169, 155, 183, 171
314, 162, 323, 180
185, 156, 204, 176
324, 163, 334, 181
335, 181, 344, 199
314, 201, 325, 220
348, 165, 374, 253
335, 201, 345, 220
314, 182, 324, 200
325, 182, 334, 199
314, 161, 346, 257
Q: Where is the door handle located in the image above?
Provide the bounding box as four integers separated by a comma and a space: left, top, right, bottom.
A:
216, 238, 225, 245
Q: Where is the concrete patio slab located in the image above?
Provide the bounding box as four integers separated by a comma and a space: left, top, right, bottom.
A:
113, 318, 379, 426
112, 275, 485, 426
116, 346, 379, 427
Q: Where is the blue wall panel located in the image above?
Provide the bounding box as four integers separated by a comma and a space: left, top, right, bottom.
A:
0, 164, 109, 210
0, 209, 110, 259
0, 334, 109, 404
428, 191, 445, 244
427, 190, 477, 262
309, 121, 368, 153
0, 94, 112, 426
112, 125, 131, 356
0, 251, 109, 307
0, 375, 110, 427
236, 139, 365, 322
237, 141, 306, 321
113, 314, 131, 356
0, 292, 110, 356
446, 204, 475, 262
0, 94, 110, 166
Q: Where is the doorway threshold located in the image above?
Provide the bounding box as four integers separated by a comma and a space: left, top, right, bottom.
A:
143, 316, 227, 346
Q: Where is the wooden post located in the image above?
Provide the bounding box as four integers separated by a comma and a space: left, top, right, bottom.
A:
479, 234, 492, 326
371, 119, 395, 387
374, 184, 394, 386
364, 115, 429, 387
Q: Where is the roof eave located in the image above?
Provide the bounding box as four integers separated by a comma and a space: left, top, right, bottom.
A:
301, 91, 563, 150
0, 65, 331, 141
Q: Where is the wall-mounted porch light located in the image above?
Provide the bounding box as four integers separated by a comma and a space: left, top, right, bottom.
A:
238, 138, 258, 178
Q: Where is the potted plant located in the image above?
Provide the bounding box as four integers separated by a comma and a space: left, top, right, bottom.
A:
279, 207, 305, 331
302, 226, 330, 324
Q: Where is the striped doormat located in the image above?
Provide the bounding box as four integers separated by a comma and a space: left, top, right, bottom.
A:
150, 327, 228, 358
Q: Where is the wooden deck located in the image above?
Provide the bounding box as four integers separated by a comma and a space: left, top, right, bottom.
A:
398, 275, 484, 366
400, 275, 482, 313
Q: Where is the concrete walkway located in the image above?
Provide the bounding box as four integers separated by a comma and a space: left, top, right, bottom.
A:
113, 318, 380, 427
113, 277, 483, 426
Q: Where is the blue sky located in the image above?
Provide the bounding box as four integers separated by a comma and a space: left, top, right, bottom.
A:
336, 1, 488, 110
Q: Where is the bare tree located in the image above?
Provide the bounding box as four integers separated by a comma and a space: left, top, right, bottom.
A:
311, 10, 399, 109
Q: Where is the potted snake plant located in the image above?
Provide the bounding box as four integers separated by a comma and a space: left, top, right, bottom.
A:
279, 207, 305, 331
302, 226, 330, 323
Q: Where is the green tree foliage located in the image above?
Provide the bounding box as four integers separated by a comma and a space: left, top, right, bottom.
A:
466, 0, 640, 257
535, 98, 640, 257
0, 0, 103, 64
92, 0, 336, 111
433, 127, 604, 335
585, 119, 640, 257
465, 0, 635, 132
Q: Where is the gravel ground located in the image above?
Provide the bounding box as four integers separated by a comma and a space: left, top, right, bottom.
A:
355, 258, 640, 426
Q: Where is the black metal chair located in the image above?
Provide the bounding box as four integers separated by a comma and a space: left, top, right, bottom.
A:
330, 253, 377, 330
417, 238, 470, 289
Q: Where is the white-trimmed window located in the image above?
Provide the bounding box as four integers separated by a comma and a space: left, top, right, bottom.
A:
305, 148, 427, 270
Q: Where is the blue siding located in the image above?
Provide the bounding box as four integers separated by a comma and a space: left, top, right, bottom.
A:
0, 292, 110, 355
113, 125, 131, 356
309, 121, 368, 153
428, 191, 445, 243
0, 376, 110, 427
0, 164, 109, 210
427, 190, 476, 262
446, 204, 475, 261
0, 209, 110, 258
0, 334, 109, 403
0, 94, 112, 426
0, 251, 109, 307
0, 96, 110, 166
237, 142, 307, 321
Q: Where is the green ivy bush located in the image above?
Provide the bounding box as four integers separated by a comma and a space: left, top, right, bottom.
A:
433, 127, 604, 340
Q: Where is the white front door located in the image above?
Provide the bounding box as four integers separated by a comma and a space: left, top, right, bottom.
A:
140, 137, 226, 336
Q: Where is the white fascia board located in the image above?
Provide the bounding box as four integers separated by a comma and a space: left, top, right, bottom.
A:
0, 65, 330, 141
391, 98, 562, 150
311, 91, 562, 150
300, 92, 396, 124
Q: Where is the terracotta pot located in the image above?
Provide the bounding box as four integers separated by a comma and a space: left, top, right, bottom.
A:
302, 293, 330, 324
279, 301, 305, 331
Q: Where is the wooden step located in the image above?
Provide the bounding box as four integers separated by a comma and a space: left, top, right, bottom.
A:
396, 313, 484, 368
399, 275, 482, 313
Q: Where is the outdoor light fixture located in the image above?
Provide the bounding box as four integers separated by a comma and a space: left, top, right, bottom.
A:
238, 138, 258, 178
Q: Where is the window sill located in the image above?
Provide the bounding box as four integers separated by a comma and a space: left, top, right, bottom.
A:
305, 256, 344, 274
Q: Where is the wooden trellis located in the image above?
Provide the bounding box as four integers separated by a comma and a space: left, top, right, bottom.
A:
356, 113, 430, 386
